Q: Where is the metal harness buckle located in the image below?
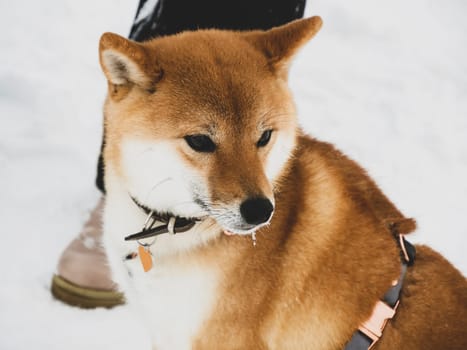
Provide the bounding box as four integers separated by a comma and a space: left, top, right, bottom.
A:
358, 300, 399, 349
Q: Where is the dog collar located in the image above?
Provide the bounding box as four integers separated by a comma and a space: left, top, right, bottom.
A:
343, 235, 415, 350
123, 197, 201, 272
124, 197, 199, 241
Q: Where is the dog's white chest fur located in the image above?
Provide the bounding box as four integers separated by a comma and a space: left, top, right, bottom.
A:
102, 180, 219, 350
125, 261, 218, 350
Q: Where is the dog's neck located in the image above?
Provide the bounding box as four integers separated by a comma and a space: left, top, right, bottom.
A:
103, 169, 222, 260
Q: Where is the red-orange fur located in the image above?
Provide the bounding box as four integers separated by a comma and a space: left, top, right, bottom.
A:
99, 17, 467, 349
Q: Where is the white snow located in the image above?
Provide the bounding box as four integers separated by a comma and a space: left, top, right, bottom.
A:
0, 0, 465, 349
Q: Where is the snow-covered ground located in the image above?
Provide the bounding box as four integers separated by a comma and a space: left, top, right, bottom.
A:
0, 0, 465, 348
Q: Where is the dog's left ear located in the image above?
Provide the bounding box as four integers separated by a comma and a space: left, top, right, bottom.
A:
244, 17, 322, 77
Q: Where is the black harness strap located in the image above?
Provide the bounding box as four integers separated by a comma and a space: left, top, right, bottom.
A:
343, 238, 415, 350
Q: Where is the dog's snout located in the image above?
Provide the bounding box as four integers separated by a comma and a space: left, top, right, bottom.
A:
240, 197, 274, 225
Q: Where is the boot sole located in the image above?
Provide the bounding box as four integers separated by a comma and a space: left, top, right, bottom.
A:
51, 275, 125, 309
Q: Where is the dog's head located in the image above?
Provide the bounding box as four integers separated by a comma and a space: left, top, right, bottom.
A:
99, 17, 322, 235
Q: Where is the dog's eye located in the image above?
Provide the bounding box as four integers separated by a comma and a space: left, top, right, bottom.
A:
257, 130, 273, 147
184, 135, 216, 153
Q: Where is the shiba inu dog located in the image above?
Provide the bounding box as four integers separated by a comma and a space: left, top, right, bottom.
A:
98, 17, 467, 350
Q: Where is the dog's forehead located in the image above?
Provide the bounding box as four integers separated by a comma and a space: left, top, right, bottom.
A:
151, 30, 267, 71
144, 31, 282, 128
160, 34, 267, 92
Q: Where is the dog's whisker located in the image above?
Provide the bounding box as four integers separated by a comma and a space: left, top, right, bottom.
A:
144, 177, 173, 203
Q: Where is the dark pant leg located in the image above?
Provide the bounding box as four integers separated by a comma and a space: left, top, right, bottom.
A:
129, 0, 306, 40
95, 0, 307, 193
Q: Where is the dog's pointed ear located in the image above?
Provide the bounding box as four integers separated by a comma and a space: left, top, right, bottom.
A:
99, 32, 162, 92
244, 17, 322, 76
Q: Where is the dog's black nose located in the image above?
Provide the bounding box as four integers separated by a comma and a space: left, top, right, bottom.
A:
240, 197, 274, 225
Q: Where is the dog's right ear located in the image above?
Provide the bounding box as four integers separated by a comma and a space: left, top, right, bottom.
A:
99, 33, 162, 93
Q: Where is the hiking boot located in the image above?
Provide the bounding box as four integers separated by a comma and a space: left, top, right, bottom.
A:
51, 198, 124, 308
